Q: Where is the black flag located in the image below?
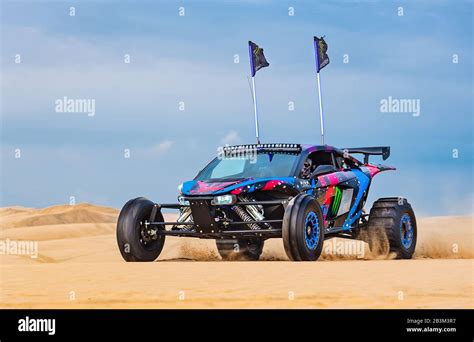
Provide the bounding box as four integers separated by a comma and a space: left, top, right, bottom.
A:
249, 41, 269, 77
314, 36, 329, 72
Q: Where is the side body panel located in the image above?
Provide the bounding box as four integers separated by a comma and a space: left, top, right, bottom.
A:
308, 163, 394, 230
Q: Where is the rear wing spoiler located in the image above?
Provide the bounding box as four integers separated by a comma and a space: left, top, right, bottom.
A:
343, 146, 390, 164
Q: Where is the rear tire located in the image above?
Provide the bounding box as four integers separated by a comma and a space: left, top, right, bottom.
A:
359, 197, 417, 259
116, 197, 166, 262
282, 194, 324, 261
216, 239, 263, 261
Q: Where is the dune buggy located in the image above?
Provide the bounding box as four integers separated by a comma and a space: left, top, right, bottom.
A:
116, 143, 416, 261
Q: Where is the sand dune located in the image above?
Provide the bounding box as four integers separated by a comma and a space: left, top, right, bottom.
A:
0, 203, 118, 229
0, 203, 472, 308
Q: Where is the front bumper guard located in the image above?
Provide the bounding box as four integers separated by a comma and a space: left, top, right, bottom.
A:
146, 197, 288, 238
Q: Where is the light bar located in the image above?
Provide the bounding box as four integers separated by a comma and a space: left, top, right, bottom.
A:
222, 143, 301, 154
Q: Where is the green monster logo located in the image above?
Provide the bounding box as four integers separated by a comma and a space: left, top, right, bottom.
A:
332, 187, 342, 216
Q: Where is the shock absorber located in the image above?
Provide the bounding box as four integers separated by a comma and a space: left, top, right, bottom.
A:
174, 207, 194, 231
235, 196, 272, 229
231, 205, 261, 230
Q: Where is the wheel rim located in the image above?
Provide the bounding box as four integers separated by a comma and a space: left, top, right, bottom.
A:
304, 211, 320, 250
400, 213, 414, 249
139, 220, 159, 250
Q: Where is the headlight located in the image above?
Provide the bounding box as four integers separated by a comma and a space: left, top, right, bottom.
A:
211, 194, 237, 206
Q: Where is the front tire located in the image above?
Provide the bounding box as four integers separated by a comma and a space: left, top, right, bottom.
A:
282, 194, 325, 261
360, 197, 417, 259
116, 197, 166, 262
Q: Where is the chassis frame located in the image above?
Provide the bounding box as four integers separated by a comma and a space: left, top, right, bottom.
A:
146, 197, 286, 239
144, 196, 359, 240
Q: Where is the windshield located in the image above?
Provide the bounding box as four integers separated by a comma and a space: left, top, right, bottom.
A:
196, 153, 298, 181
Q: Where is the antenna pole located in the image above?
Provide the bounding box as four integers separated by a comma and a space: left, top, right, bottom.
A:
316, 71, 325, 145
248, 42, 261, 144
251, 76, 260, 144
314, 37, 325, 145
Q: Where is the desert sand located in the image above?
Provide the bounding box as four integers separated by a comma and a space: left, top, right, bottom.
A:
0, 203, 472, 308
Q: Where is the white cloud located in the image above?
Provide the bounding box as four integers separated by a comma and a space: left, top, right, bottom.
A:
220, 130, 241, 145
150, 140, 173, 156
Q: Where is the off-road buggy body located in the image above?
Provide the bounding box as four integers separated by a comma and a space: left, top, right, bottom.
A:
117, 143, 416, 261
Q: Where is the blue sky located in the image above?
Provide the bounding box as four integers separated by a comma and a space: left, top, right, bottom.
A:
1, 0, 473, 216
